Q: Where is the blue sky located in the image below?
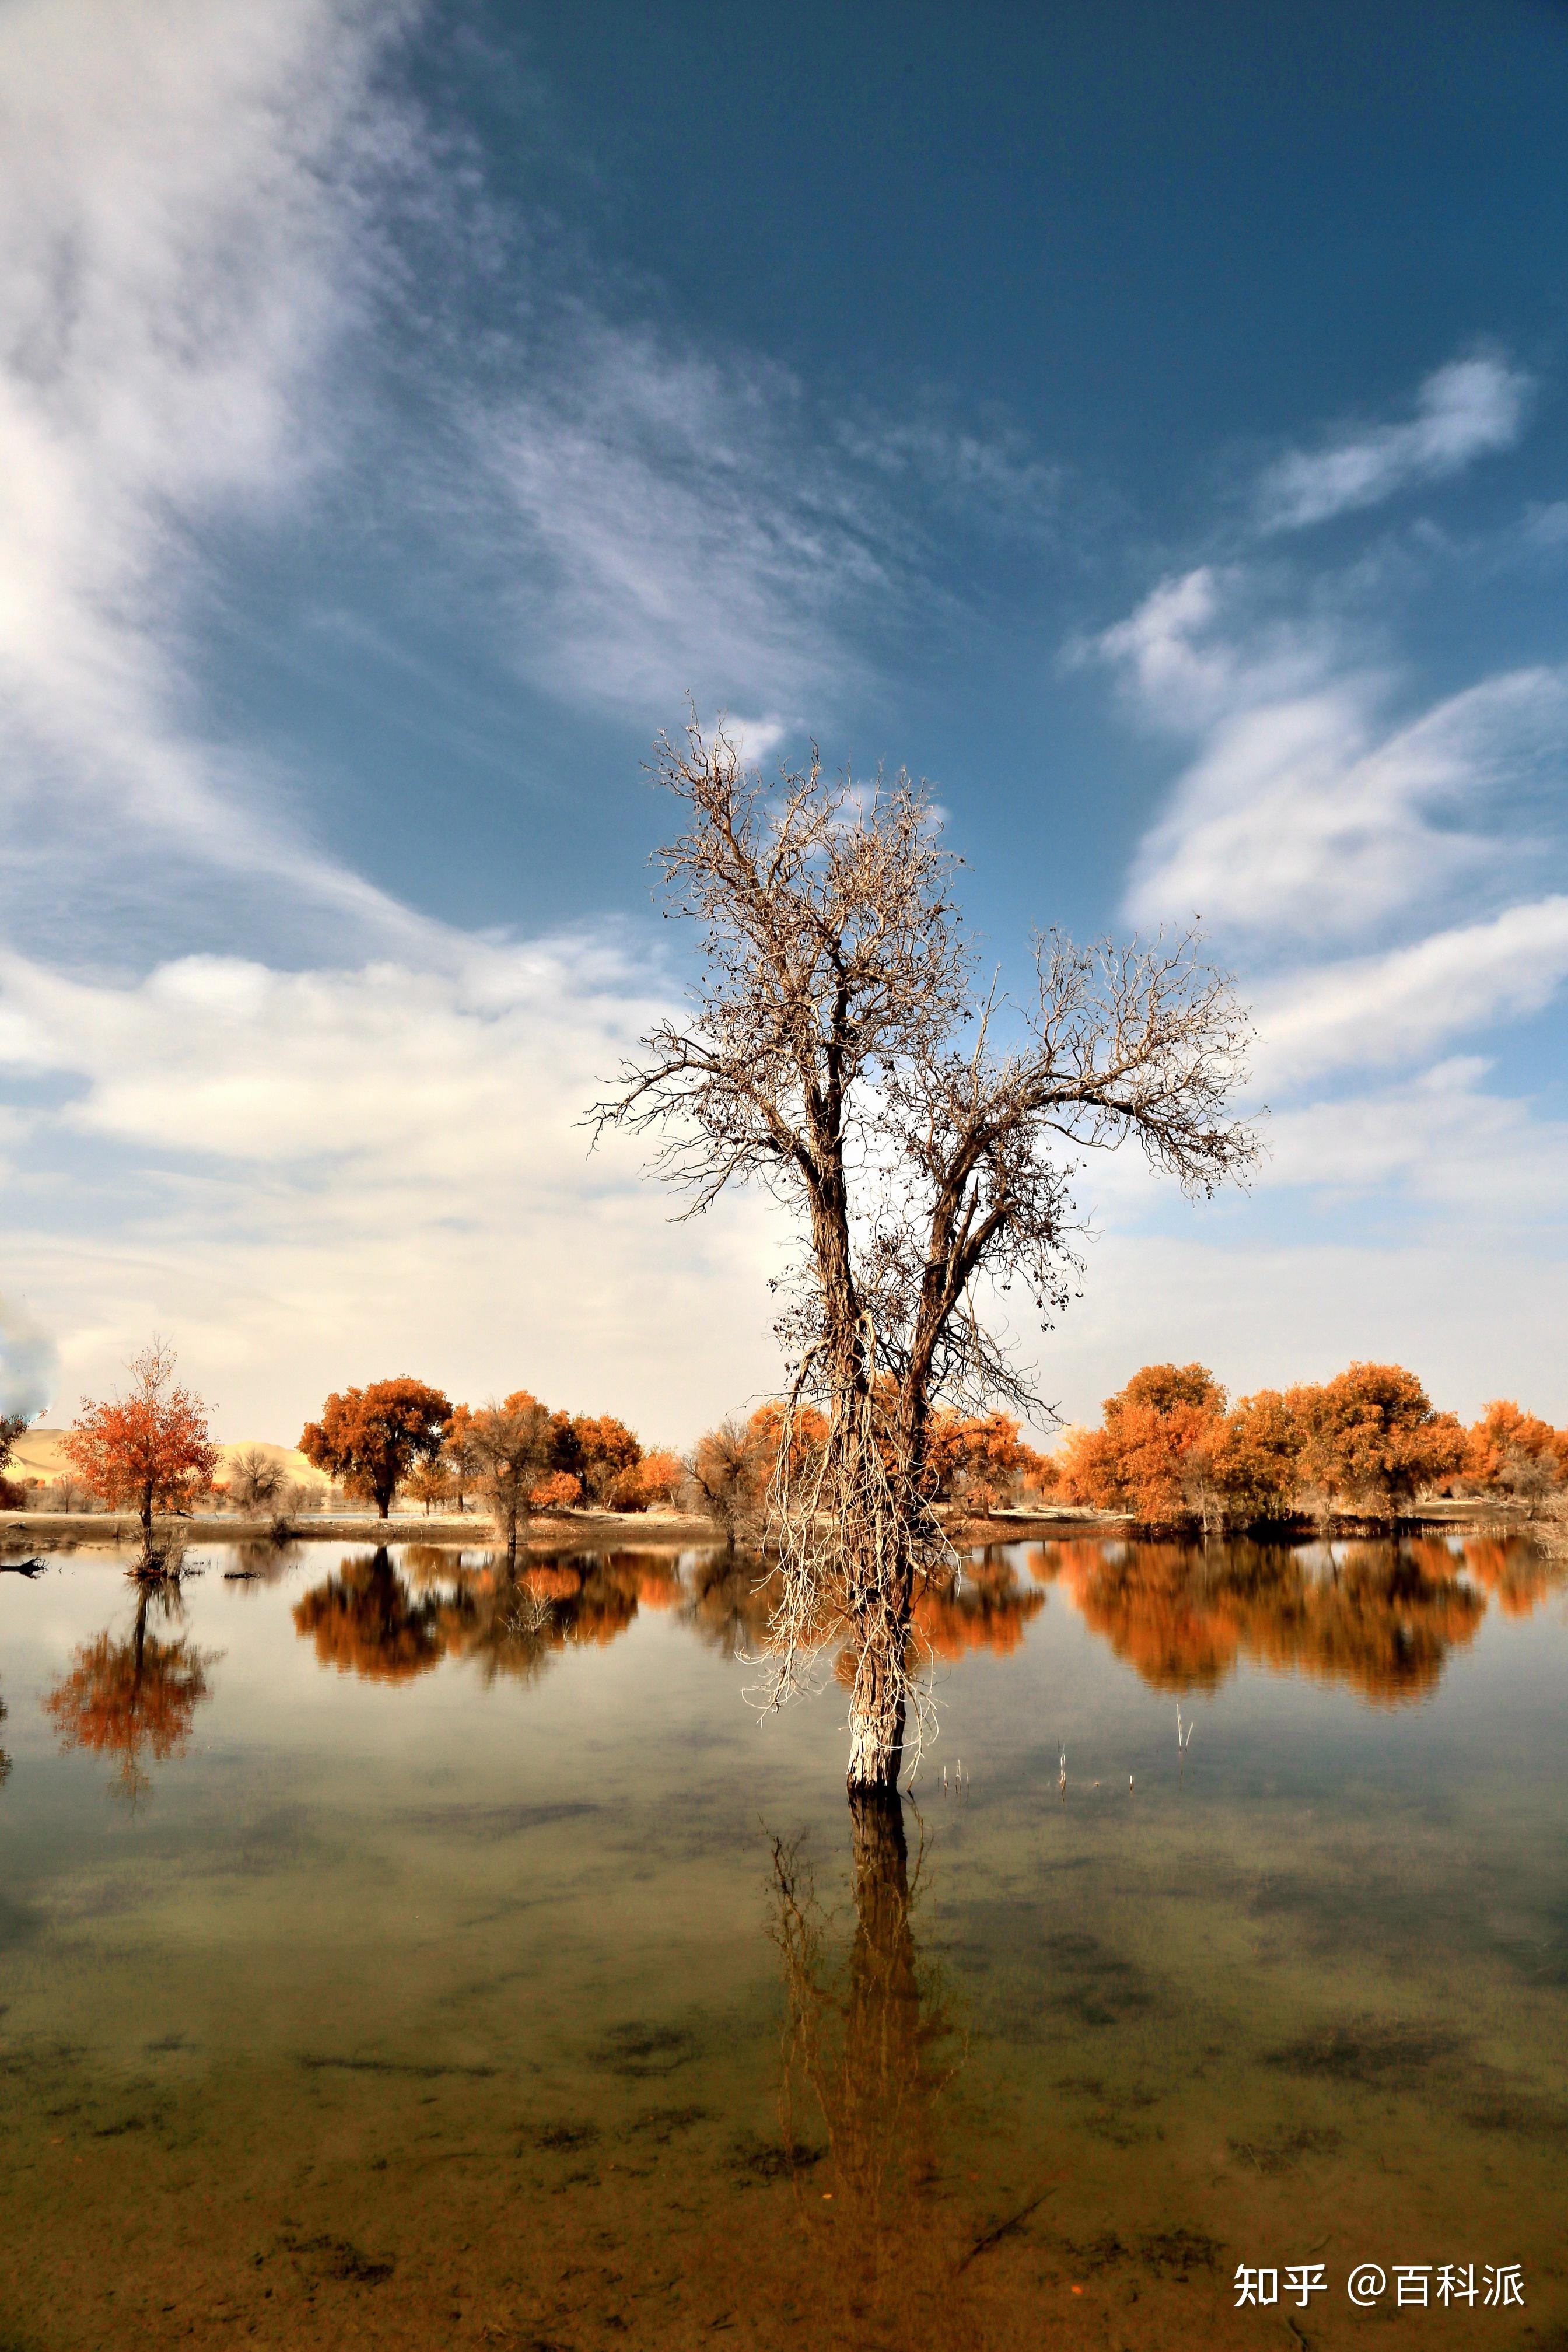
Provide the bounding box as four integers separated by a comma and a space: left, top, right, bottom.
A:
2, 0, 1566, 1440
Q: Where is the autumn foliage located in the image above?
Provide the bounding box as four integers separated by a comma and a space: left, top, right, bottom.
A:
1037, 1534, 1496, 1705
1054, 1357, 1555, 1528
1461, 1399, 1568, 1503
300, 1378, 454, 1518
64, 1341, 220, 1535
921, 1410, 1055, 1514
44, 1588, 214, 1799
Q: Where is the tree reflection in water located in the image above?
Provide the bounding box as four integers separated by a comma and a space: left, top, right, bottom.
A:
680, 1550, 780, 1657
292, 1548, 447, 1681
915, 1551, 1046, 1660
290, 1547, 689, 1684
771, 1794, 971, 2340
1029, 1532, 1563, 1702
285, 1532, 1564, 1707
43, 1583, 216, 1803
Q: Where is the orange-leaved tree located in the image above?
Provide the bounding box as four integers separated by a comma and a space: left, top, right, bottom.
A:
633, 1448, 684, 1506
923, 1410, 1055, 1514
403, 1457, 457, 1518
64, 1341, 220, 1539
1058, 1363, 1226, 1522
1205, 1389, 1306, 1522
449, 1392, 554, 1563
530, 1468, 583, 1513
1289, 1364, 1464, 1515
568, 1413, 643, 1506
1462, 1399, 1566, 1506
605, 1448, 684, 1511
300, 1378, 453, 1520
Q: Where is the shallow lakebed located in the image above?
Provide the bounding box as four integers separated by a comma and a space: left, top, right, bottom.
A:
1, 1532, 1564, 2349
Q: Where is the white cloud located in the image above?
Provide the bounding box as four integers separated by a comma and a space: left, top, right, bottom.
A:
0, 0, 424, 934
1257, 354, 1531, 531
1101, 567, 1568, 939
1252, 896, 1568, 1086
473, 321, 894, 723
1260, 1057, 1568, 1211
0, 936, 786, 1444
471, 314, 1069, 726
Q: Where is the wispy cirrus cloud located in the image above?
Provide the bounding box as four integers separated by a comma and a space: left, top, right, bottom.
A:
0, 0, 429, 943
474, 323, 888, 730
471, 318, 1067, 733
1097, 566, 1568, 940
1255, 352, 1531, 532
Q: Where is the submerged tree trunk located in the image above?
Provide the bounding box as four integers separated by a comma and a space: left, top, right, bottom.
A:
839, 1786, 922, 2219
846, 1629, 908, 1794
847, 1787, 916, 2012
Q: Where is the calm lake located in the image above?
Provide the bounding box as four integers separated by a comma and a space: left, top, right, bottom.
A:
1, 1532, 1564, 2350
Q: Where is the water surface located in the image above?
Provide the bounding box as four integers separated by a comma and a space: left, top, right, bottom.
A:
1, 1532, 1564, 2348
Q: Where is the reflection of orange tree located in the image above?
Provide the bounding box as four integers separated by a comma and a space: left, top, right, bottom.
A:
912, 1553, 1046, 1658
1035, 1535, 1549, 1704
43, 1586, 216, 1801
292, 1548, 696, 1686
1446, 1534, 1562, 1619
291, 1549, 447, 1681
771, 1796, 960, 2333
681, 1551, 781, 1656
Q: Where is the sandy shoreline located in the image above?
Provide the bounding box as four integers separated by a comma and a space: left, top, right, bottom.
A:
0, 1494, 1534, 1553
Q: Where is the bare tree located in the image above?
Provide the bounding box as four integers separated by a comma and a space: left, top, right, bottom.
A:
460, 1396, 554, 1568
228, 1446, 285, 1515
592, 722, 1256, 1793
684, 1415, 769, 1552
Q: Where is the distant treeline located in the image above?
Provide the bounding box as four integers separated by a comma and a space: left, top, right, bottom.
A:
1044, 1362, 1566, 1525
12, 1353, 1564, 1537
684, 1364, 1567, 1534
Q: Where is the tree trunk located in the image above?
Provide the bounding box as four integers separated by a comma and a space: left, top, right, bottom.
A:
846, 1633, 907, 1794
140, 1486, 153, 1536
842, 1786, 921, 2188
847, 1786, 916, 2006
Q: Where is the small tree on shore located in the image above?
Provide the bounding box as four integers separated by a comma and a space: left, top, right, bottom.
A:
300, 1378, 453, 1520
64, 1342, 219, 1550
403, 1457, 456, 1517
227, 1445, 285, 1515
452, 1394, 554, 1566
593, 723, 1255, 1793
685, 1415, 772, 1551
1290, 1364, 1464, 1517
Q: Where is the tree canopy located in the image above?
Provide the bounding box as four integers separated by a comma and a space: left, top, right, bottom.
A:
64, 1341, 219, 1539
594, 722, 1257, 1791
300, 1378, 453, 1519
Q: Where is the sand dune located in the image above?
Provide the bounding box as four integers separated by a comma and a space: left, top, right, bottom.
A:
7, 1428, 331, 1490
